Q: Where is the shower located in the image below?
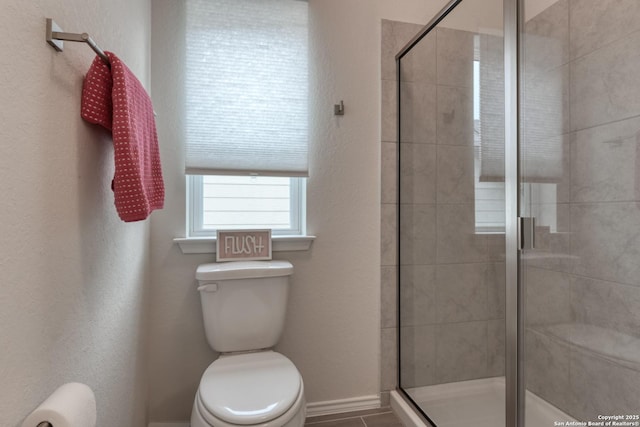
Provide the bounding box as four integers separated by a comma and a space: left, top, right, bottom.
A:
389, 0, 640, 426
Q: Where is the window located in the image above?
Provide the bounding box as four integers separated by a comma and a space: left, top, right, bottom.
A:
183, 0, 309, 238
475, 33, 564, 234
474, 53, 506, 233
188, 176, 305, 237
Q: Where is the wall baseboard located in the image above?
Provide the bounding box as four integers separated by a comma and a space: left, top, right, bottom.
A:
148, 395, 381, 426
306, 394, 381, 417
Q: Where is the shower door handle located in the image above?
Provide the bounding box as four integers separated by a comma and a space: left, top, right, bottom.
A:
518, 217, 535, 251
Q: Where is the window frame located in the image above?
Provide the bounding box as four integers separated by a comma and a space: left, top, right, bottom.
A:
187, 175, 306, 238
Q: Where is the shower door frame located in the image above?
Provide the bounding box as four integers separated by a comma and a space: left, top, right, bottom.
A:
503, 0, 523, 426
394, 0, 524, 426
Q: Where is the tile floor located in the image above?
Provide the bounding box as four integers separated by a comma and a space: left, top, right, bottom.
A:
305, 407, 404, 427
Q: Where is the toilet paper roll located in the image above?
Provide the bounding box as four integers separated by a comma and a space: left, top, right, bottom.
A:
22, 382, 96, 427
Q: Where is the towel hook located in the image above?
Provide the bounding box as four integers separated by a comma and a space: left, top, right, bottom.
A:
46, 18, 110, 65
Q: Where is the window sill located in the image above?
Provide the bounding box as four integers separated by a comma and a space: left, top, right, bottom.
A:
174, 235, 315, 254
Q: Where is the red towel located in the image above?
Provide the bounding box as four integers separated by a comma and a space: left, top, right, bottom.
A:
81, 52, 164, 222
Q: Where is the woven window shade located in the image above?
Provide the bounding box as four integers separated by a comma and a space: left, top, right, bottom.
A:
185, 0, 308, 177
479, 33, 563, 183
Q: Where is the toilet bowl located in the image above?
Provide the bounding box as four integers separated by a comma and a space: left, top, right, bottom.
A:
191, 261, 305, 427
191, 352, 305, 427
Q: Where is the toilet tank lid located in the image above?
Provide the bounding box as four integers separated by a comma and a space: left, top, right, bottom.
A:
196, 260, 293, 281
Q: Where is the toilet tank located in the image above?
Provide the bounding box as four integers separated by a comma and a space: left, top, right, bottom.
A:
196, 260, 293, 353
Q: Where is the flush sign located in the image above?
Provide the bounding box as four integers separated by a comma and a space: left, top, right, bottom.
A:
216, 229, 272, 262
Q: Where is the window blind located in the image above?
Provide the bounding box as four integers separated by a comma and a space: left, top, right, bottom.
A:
185, 0, 308, 177
478, 33, 563, 183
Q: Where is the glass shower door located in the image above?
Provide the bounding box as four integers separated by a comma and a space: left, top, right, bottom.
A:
397, 0, 507, 425
520, 0, 640, 424
397, 0, 640, 425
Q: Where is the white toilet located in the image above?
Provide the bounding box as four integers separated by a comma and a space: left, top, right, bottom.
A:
191, 260, 306, 427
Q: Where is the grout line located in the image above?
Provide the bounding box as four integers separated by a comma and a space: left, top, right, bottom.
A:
362, 410, 393, 417
362, 411, 401, 427
305, 417, 360, 426
305, 416, 366, 426
306, 411, 393, 426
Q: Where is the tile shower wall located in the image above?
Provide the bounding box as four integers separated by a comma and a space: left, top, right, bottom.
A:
524, 0, 640, 421
380, 19, 422, 397
380, 20, 506, 395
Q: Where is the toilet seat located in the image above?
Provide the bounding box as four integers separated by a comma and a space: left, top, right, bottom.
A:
197, 351, 303, 426
193, 383, 305, 427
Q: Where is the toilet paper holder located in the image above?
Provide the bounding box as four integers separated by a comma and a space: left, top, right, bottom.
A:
22, 382, 96, 427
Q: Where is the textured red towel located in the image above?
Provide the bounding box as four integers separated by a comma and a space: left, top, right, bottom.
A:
81, 52, 164, 222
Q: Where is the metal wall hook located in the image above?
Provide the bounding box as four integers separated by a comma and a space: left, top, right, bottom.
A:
334, 100, 344, 116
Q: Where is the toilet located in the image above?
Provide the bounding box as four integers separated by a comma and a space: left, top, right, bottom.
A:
191, 260, 306, 427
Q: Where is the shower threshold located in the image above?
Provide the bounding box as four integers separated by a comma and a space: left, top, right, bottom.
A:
391, 377, 576, 427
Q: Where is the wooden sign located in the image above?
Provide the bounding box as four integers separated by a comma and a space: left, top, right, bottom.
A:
216, 229, 272, 262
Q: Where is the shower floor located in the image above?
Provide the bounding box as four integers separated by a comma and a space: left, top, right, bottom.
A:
392, 377, 575, 427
